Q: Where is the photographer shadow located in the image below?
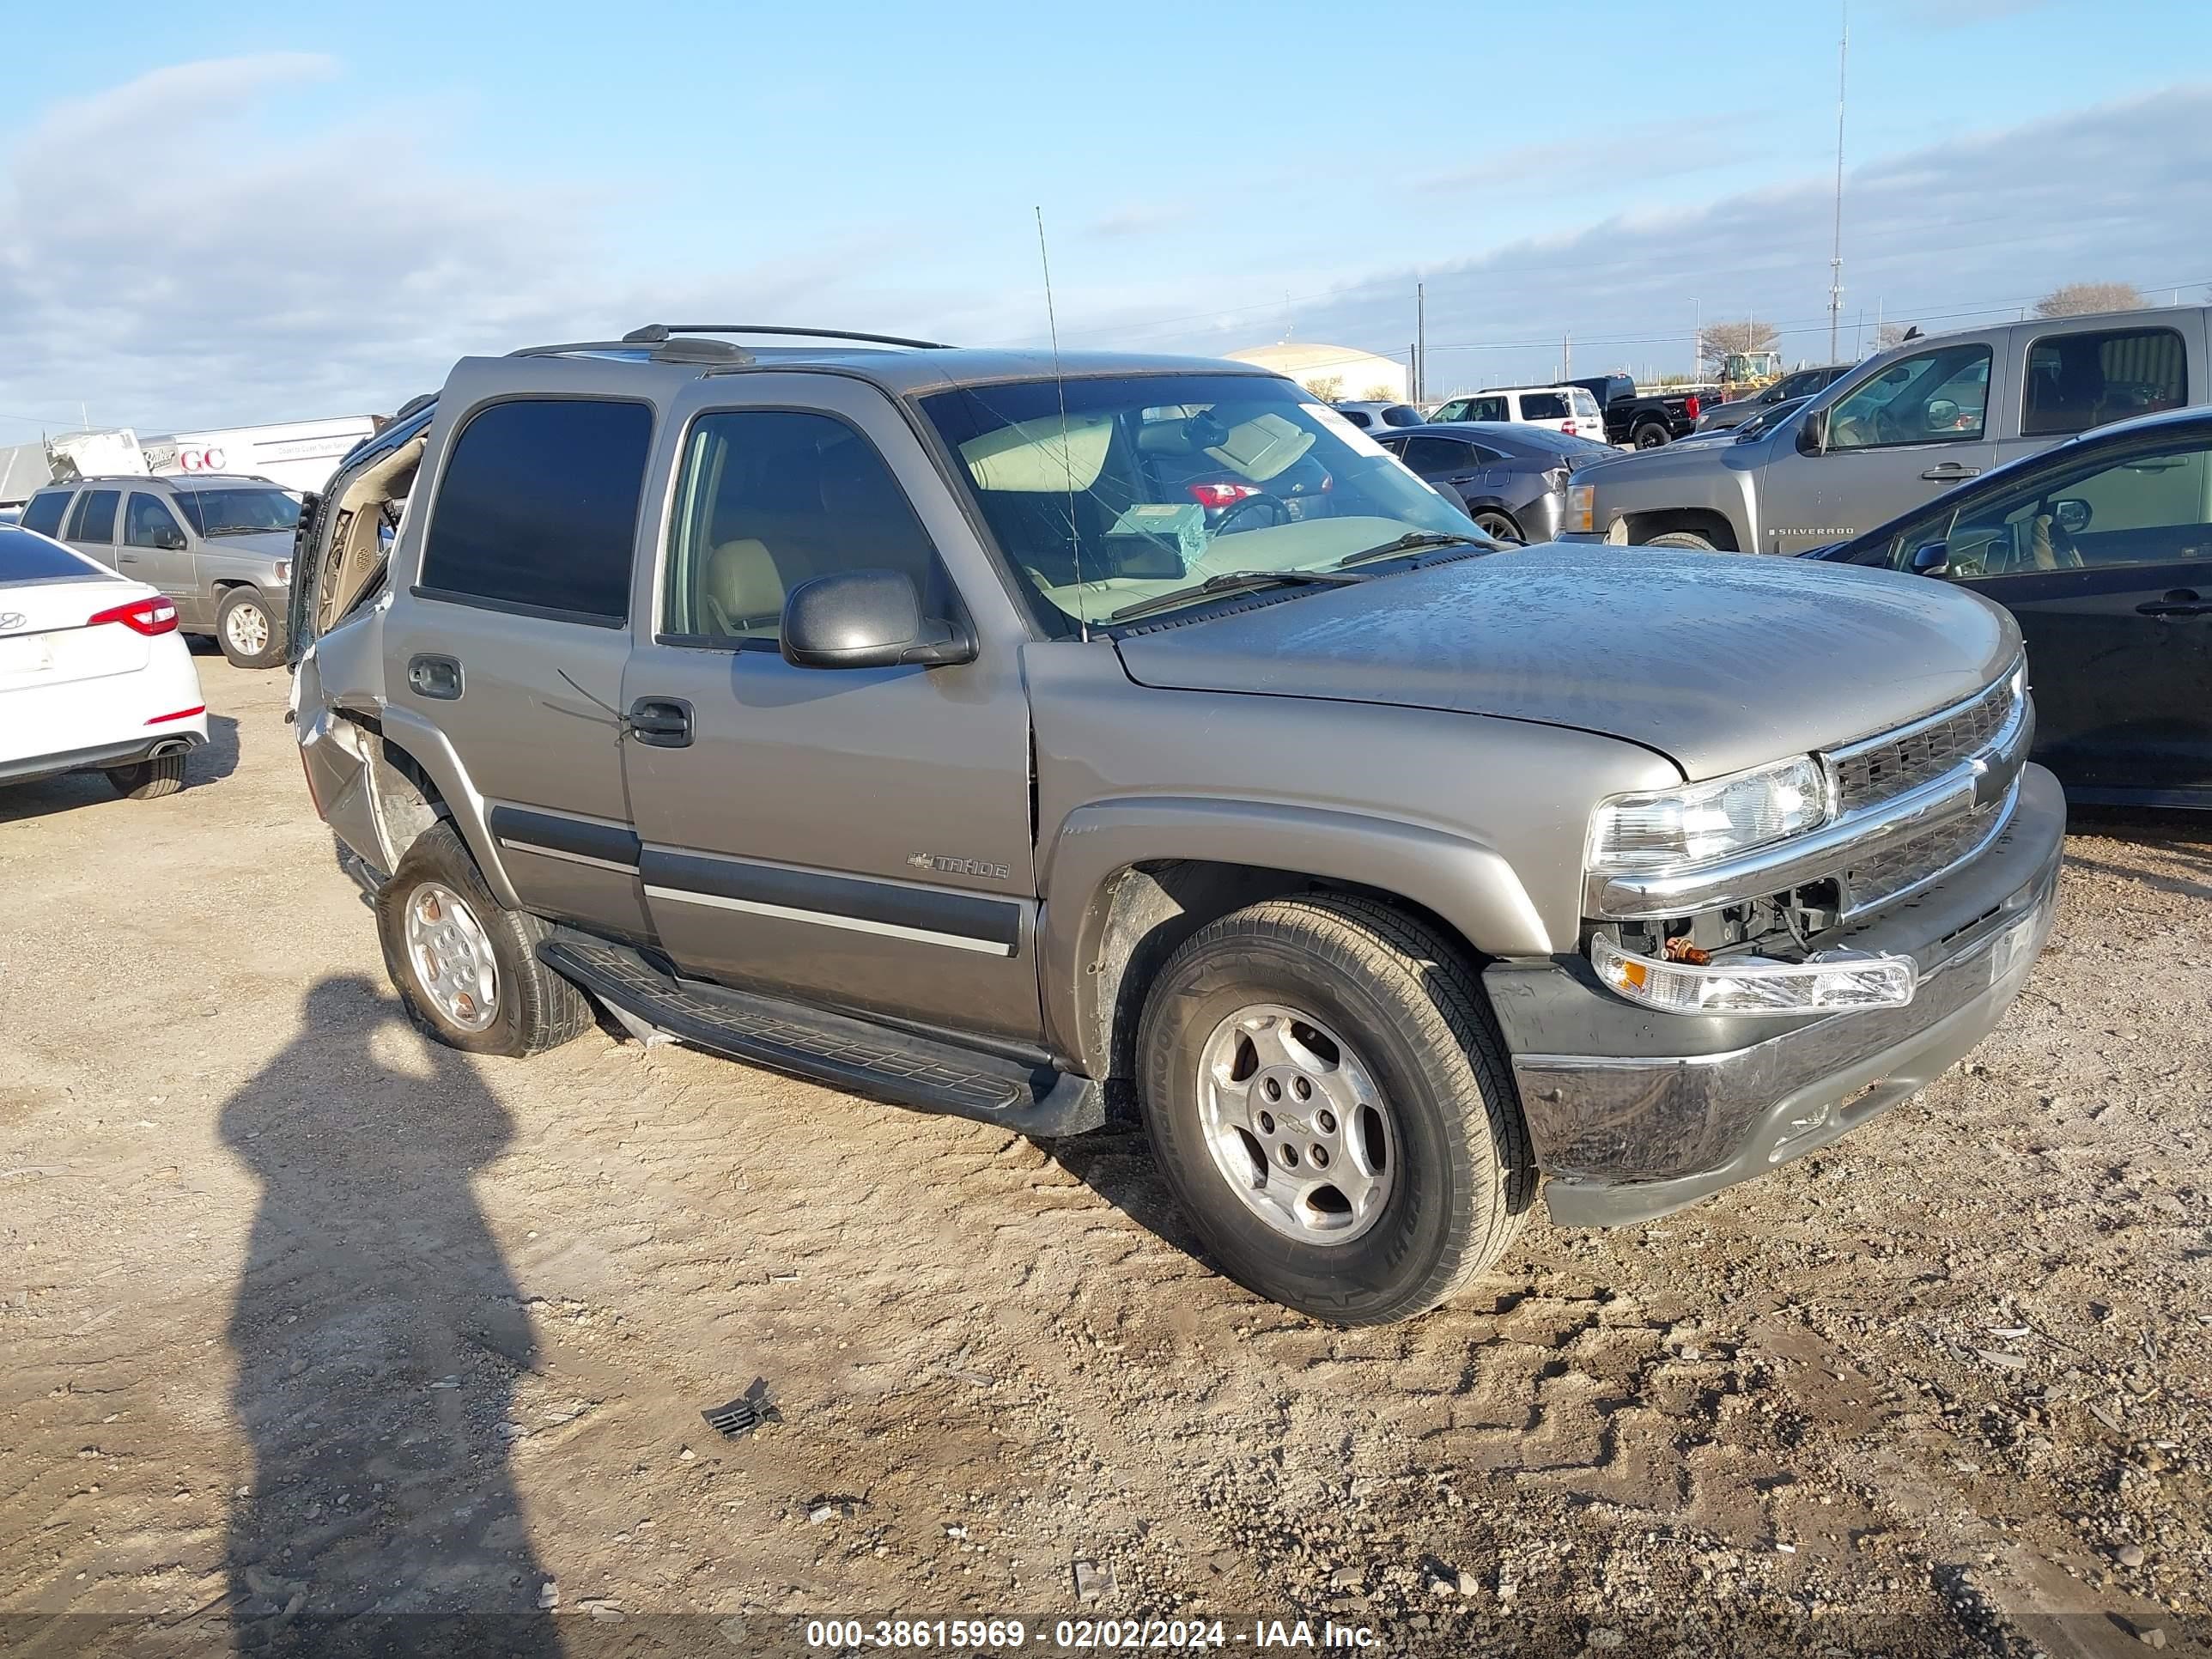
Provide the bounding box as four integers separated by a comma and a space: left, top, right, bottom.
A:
221, 975, 560, 1656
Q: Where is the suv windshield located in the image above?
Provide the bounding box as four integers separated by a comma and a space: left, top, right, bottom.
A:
921, 375, 1480, 635
173, 485, 302, 537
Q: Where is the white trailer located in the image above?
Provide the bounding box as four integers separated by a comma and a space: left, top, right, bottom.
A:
145, 416, 379, 494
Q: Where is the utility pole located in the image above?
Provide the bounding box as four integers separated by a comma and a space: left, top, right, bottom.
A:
1828, 1, 1848, 363
1415, 281, 1427, 402
1562, 329, 1571, 380
1692, 296, 1702, 381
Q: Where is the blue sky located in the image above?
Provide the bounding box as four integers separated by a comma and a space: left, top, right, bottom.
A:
3, 0, 2209, 431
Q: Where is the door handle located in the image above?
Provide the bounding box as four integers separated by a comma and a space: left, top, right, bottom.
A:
627, 696, 693, 747
1921, 464, 1981, 481
2137, 590, 2211, 618
407, 653, 464, 700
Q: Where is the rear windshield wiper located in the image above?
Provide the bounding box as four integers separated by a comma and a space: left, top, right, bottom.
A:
1328, 530, 1492, 570
1109, 568, 1367, 623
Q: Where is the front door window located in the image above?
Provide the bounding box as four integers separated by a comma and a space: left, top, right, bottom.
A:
1827, 344, 1991, 450
662, 410, 945, 647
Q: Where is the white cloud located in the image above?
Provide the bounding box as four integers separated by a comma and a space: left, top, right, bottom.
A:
0, 56, 989, 432
0, 61, 2204, 434
1239, 86, 2212, 388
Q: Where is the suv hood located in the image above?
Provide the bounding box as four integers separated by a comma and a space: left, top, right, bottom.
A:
1112, 547, 2019, 780
199, 529, 297, 562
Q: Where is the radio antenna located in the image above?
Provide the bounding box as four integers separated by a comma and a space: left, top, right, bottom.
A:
1035, 205, 1088, 641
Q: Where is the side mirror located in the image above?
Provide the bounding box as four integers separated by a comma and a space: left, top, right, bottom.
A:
156, 527, 188, 550
780, 568, 976, 671
1909, 540, 1951, 576
2053, 497, 2093, 534
1796, 410, 1828, 455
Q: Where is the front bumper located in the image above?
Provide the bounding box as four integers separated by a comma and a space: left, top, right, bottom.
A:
1484, 763, 2065, 1228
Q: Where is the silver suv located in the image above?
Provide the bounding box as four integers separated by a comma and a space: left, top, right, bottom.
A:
1564, 307, 2209, 553
289, 325, 2062, 1323
18, 471, 301, 666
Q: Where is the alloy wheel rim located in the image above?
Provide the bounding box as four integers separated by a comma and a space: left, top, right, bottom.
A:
404, 881, 500, 1032
1195, 1003, 1396, 1245
226, 602, 269, 655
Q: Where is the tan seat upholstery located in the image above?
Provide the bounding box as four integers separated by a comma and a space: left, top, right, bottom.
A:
700, 538, 785, 635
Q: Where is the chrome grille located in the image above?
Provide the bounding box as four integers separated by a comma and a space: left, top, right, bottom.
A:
1831, 671, 2021, 813
1841, 782, 2017, 917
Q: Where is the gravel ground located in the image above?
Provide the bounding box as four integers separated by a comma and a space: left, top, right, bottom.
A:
1, 654, 2206, 1659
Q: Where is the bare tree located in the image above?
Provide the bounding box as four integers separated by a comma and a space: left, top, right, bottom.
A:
2034, 282, 2146, 318
1875, 321, 1917, 350
1302, 374, 1345, 402
1359, 383, 1397, 403
1699, 319, 1778, 374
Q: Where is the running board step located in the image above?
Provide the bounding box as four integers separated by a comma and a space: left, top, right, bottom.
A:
539, 936, 1104, 1138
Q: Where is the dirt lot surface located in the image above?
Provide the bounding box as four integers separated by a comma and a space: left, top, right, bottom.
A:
3, 655, 2208, 1659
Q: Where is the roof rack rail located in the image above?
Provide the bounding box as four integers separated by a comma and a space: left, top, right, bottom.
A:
622, 324, 954, 350
507, 337, 755, 364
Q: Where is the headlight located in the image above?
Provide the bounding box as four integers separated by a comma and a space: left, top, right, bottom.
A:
1587, 755, 1828, 874
1592, 934, 1917, 1015
1564, 483, 1595, 534
272, 559, 292, 584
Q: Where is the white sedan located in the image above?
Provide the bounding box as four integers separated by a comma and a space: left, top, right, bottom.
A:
0, 524, 209, 799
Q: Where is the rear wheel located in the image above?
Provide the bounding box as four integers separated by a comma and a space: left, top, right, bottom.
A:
1646, 530, 1718, 551
1633, 422, 1670, 449
107, 752, 187, 799
216, 587, 286, 669
1136, 894, 1534, 1324
376, 822, 593, 1057
1471, 509, 1523, 544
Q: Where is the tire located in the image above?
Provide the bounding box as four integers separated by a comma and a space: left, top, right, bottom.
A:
1632, 422, 1670, 449
1646, 531, 1718, 551
1471, 509, 1523, 544
215, 586, 286, 669
106, 752, 187, 799
375, 821, 593, 1057
1136, 894, 1534, 1325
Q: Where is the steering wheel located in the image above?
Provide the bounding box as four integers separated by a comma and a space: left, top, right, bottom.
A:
1212, 492, 1291, 535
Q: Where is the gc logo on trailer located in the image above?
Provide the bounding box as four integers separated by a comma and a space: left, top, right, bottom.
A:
177, 447, 228, 472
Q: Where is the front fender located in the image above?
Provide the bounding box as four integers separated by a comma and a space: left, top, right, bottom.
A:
1038, 796, 1552, 1077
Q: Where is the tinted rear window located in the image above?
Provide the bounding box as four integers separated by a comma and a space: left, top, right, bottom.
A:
417, 398, 653, 624
1519, 392, 1569, 421
71, 489, 120, 543
0, 526, 99, 586
1483, 424, 1612, 457
20, 491, 71, 538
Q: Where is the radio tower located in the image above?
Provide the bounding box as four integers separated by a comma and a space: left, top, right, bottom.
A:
1828, 3, 1848, 362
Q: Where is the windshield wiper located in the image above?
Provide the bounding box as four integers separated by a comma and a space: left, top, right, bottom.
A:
1108, 568, 1367, 623
1328, 530, 1492, 570
208, 525, 289, 537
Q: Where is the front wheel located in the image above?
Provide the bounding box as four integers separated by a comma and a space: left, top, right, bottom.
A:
1645, 530, 1718, 550
375, 822, 593, 1056
216, 587, 286, 669
1137, 895, 1534, 1324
